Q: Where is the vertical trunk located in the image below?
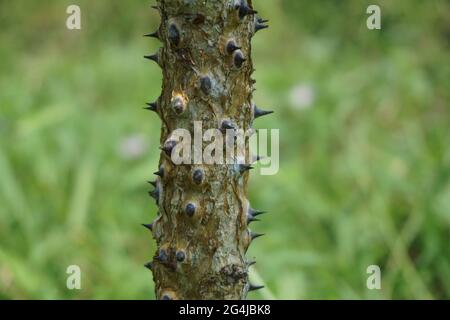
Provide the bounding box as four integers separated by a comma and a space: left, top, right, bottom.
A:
143, 0, 269, 300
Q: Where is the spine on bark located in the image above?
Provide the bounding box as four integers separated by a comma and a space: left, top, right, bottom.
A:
143, 0, 271, 300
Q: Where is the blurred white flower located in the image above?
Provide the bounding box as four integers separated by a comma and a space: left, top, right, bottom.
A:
118, 134, 148, 160
289, 83, 315, 110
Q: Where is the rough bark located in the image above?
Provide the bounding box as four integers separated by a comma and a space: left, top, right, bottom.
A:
143, 0, 269, 300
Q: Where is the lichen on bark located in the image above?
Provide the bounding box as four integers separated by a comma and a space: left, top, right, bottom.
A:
143, 0, 269, 300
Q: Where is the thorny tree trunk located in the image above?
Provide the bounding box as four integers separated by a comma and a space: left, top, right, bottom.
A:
143, 0, 271, 300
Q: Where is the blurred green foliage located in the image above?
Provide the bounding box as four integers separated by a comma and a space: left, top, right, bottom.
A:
0, 0, 449, 299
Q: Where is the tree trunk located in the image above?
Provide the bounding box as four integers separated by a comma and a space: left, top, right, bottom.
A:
144, 0, 269, 300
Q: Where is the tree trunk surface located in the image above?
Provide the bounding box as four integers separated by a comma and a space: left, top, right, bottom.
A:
145, 0, 266, 300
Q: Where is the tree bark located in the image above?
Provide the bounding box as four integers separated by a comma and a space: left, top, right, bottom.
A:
144, 0, 268, 300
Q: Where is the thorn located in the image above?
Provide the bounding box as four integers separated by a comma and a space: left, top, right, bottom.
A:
226, 40, 241, 55
142, 223, 153, 231
255, 23, 269, 33
149, 187, 159, 200
147, 180, 157, 187
238, 164, 254, 174
233, 50, 246, 68
254, 105, 274, 119
251, 232, 264, 241
144, 31, 159, 39
249, 207, 266, 217
144, 53, 159, 65
176, 251, 186, 262
185, 203, 196, 217
257, 17, 269, 24
151, 5, 159, 11
161, 140, 177, 156
236, 1, 258, 19
154, 166, 164, 178
171, 96, 185, 114
248, 283, 264, 291
192, 169, 204, 185
144, 101, 158, 112
247, 214, 260, 224
247, 260, 256, 267
168, 23, 180, 46
144, 261, 153, 270
156, 249, 169, 263
221, 119, 236, 131
200, 76, 212, 95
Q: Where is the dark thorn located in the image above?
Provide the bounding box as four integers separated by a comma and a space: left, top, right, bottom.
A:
249, 283, 264, 291
156, 249, 169, 263
168, 23, 180, 46
200, 76, 212, 95
144, 101, 158, 112
248, 260, 256, 267
176, 251, 186, 262
154, 166, 164, 178
173, 104, 183, 114
161, 140, 177, 156
193, 169, 204, 185
144, 53, 159, 64
221, 120, 236, 131
254, 105, 274, 119
247, 214, 260, 224
236, 1, 258, 19
144, 31, 159, 39
147, 180, 157, 187
151, 5, 159, 11
257, 17, 269, 24
233, 50, 246, 68
142, 223, 153, 231
149, 187, 159, 200
249, 207, 266, 217
255, 23, 269, 33
172, 97, 185, 114
185, 203, 196, 217
226, 40, 241, 55
238, 164, 254, 174
144, 261, 153, 271
251, 232, 264, 241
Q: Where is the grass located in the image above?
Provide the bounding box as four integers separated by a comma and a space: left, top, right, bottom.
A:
0, 0, 449, 299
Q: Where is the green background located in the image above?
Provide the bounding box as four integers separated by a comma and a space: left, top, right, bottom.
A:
0, 0, 449, 299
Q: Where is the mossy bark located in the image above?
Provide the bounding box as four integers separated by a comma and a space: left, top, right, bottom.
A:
146, 0, 263, 300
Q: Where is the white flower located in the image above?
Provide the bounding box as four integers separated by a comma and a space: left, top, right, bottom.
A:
118, 135, 148, 160
289, 83, 315, 110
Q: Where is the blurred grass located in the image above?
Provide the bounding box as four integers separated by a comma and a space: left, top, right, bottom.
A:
0, 0, 449, 299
